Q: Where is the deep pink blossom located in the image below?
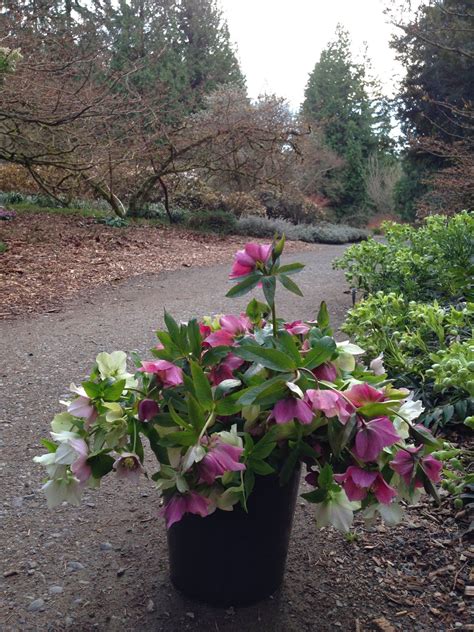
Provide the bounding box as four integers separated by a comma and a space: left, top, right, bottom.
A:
229, 243, 272, 279
70, 438, 92, 484
164, 492, 210, 528
199, 323, 212, 340
205, 314, 251, 347
209, 353, 245, 386
390, 446, 442, 488
138, 399, 160, 422
345, 383, 386, 408
353, 417, 400, 462
199, 440, 246, 485
284, 321, 310, 336
312, 362, 338, 382
335, 466, 397, 504
305, 389, 352, 424
139, 360, 183, 388
113, 452, 145, 484
269, 397, 314, 425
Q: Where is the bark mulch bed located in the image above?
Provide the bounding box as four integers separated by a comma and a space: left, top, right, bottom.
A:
0, 212, 312, 319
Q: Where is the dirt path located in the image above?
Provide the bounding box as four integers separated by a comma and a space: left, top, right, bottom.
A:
1, 248, 470, 632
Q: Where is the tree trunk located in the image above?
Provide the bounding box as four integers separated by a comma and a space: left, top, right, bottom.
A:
158, 176, 174, 223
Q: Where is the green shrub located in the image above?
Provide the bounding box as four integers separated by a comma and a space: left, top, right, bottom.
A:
342, 292, 474, 431
334, 212, 474, 302
187, 209, 237, 234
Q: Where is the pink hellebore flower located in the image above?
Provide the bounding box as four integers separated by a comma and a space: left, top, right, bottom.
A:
113, 452, 145, 484
312, 362, 338, 382
205, 314, 251, 348
284, 321, 310, 336
70, 438, 92, 484
305, 389, 352, 424
229, 243, 272, 279
345, 383, 386, 408
269, 397, 314, 425
353, 417, 400, 462
68, 391, 97, 425
390, 446, 442, 488
138, 398, 160, 422
335, 466, 397, 504
139, 360, 183, 388
199, 440, 246, 485
164, 492, 210, 528
209, 353, 245, 386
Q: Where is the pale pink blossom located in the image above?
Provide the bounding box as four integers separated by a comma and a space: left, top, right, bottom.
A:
69, 438, 92, 484
113, 452, 145, 484
284, 321, 310, 336
305, 389, 352, 424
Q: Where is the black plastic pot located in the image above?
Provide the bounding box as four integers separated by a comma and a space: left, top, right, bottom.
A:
167, 465, 301, 607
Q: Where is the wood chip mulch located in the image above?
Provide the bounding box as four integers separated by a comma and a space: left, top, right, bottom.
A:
0, 212, 312, 320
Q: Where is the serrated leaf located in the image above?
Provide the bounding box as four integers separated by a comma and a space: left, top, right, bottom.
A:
103, 379, 126, 402
190, 361, 213, 409
303, 337, 337, 369
164, 310, 180, 343
226, 273, 261, 298
82, 380, 102, 399
250, 460, 275, 475
279, 274, 303, 297
301, 488, 327, 503
234, 345, 296, 372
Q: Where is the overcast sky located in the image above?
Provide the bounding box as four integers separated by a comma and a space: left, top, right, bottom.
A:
219, 0, 404, 110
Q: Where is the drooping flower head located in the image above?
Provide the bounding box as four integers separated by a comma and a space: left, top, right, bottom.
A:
138, 399, 160, 422
139, 360, 183, 388
67, 384, 97, 425
198, 437, 246, 485
390, 446, 442, 488
204, 314, 252, 347
312, 362, 338, 382
345, 383, 386, 408
229, 243, 272, 279
269, 397, 314, 425
305, 389, 352, 424
284, 321, 310, 336
335, 466, 397, 504
113, 452, 145, 484
209, 353, 245, 385
353, 417, 400, 462
164, 492, 210, 528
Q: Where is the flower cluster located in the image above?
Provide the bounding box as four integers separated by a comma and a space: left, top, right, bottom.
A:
35, 238, 444, 532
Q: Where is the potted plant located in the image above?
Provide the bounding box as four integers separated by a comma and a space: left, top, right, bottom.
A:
35, 237, 443, 606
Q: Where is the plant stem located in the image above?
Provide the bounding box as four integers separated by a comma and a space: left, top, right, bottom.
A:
271, 301, 278, 339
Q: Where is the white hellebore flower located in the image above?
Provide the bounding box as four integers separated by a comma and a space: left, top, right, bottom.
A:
394, 393, 425, 439
313, 490, 360, 532
369, 353, 386, 376
95, 351, 137, 388
334, 340, 365, 373
42, 474, 83, 509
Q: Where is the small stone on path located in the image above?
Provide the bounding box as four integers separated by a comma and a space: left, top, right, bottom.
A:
49, 585, 64, 594
67, 561, 85, 572
186, 612, 195, 619
27, 598, 45, 612
146, 599, 155, 613
100, 542, 113, 551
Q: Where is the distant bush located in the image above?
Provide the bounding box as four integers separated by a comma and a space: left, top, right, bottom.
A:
258, 189, 324, 224
0, 191, 25, 205
235, 215, 369, 244
187, 209, 237, 234
334, 212, 474, 302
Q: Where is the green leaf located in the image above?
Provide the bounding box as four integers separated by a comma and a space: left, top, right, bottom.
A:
238, 375, 292, 406
215, 391, 243, 416
140, 425, 170, 464
250, 459, 275, 475
40, 438, 57, 452
168, 404, 192, 430
317, 301, 330, 329
234, 345, 296, 372
301, 488, 327, 503
262, 276, 276, 306
277, 262, 305, 276
190, 361, 213, 409
279, 447, 300, 485
303, 337, 337, 369
318, 464, 334, 488
187, 319, 202, 358
245, 298, 270, 322
226, 273, 261, 298
160, 429, 198, 446
202, 346, 231, 367
244, 469, 255, 497
88, 453, 115, 478
164, 310, 180, 343
82, 381, 102, 399
187, 394, 206, 431
251, 440, 276, 460
278, 274, 303, 297
102, 379, 126, 402
277, 331, 302, 364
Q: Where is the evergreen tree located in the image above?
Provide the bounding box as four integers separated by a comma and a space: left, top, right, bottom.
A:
302, 26, 390, 216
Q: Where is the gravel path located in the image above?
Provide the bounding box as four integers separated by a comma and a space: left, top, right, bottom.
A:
1, 246, 470, 632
